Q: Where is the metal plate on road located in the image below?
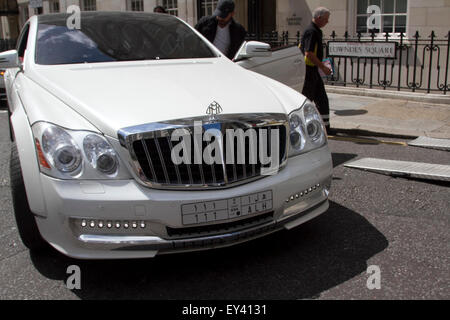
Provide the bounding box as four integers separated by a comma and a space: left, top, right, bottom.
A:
345, 158, 450, 182
408, 136, 450, 151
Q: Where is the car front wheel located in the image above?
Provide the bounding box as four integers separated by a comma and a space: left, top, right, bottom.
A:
10, 142, 47, 251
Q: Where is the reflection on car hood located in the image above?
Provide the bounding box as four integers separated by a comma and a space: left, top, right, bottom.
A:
29, 58, 287, 138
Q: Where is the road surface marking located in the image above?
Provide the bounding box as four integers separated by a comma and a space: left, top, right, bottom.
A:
408, 136, 450, 151
345, 158, 450, 182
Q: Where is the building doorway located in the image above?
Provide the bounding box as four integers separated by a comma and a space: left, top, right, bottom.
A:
247, 0, 276, 36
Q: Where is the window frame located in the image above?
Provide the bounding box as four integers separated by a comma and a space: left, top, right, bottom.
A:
159, 0, 178, 16
351, 0, 408, 38
197, 0, 218, 20
127, 0, 144, 12
81, 0, 97, 12
17, 23, 30, 61
48, 0, 60, 13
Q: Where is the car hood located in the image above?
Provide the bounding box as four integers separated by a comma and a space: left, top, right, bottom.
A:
29, 58, 288, 138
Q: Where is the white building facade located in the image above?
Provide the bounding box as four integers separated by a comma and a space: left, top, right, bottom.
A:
9, 0, 450, 40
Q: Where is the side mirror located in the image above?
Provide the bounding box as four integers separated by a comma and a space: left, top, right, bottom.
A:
0, 50, 20, 69
234, 41, 272, 61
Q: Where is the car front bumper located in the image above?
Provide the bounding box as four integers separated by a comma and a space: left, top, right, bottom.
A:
34, 145, 333, 259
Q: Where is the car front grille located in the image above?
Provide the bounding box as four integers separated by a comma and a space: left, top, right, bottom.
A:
118, 114, 289, 189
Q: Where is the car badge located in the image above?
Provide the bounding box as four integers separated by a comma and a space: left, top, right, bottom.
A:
206, 101, 223, 121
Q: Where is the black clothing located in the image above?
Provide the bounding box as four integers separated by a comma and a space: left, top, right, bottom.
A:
302, 66, 330, 130
300, 22, 324, 66
300, 22, 329, 131
195, 16, 246, 60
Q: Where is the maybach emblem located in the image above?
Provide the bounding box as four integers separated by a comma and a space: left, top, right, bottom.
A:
206, 101, 223, 117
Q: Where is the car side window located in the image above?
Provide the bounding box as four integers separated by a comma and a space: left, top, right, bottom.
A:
17, 24, 30, 62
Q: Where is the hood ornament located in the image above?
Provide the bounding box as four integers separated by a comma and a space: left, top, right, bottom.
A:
206, 101, 223, 120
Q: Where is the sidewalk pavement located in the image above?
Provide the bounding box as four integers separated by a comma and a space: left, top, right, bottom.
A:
328, 93, 450, 139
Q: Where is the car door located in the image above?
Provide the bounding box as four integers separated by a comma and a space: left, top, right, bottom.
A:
236, 44, 305, 92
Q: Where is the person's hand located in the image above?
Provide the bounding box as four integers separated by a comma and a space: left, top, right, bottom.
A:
321, 65, 332, 76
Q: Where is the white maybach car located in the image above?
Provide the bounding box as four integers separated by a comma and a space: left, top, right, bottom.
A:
1, 12, 332, 259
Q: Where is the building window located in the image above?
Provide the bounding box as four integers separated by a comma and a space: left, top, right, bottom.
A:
34, 7, 43, 15
81, 0, 97, 11
127, 0, 144, 11
356, 0, 407, 34
198, 0, 218, 19
160, 0, 178, 16
49, 0, 60, 13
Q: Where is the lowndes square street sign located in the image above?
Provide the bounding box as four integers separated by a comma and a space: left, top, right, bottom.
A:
327, 41, 397, 59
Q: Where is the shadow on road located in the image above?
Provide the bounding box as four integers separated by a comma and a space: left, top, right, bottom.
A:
332, 153, 358, 168
29, 201, 388, 299
333, 110, 368, 116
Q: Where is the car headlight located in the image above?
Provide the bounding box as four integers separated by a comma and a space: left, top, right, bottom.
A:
83, 134, 118, 175
41, 125, 82, 174
32, 122, 125, 179
288, 100, 327, 158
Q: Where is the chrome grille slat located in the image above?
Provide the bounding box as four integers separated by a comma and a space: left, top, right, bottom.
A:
166, 136, 182, 185
232, 162, 238, 183
154, 137, 170, 184
186, 164, 194, 185
193, 139, 206, 185
141, 140, 158, 183
210, 165, 217, 184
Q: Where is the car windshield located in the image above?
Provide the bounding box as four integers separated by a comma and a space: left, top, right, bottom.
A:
36, 12, 217, 65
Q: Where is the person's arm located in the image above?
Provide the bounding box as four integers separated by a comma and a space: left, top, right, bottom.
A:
305, 51, 331, 75
194, 16, 207, 31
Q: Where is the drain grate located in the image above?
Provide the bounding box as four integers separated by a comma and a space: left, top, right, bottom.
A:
408, 136, 450, 151
344, 158, 450, 182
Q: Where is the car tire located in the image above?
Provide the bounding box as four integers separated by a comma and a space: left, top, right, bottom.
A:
7, 104, 14, 142
10, 142, 47, 251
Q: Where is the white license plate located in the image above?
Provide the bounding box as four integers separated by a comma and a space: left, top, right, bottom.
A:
181, 191, 273, 226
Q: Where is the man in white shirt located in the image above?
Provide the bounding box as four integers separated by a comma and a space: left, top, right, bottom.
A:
195, 0, 246, 60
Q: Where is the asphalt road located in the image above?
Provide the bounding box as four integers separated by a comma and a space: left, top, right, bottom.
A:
0, 110, 449, 300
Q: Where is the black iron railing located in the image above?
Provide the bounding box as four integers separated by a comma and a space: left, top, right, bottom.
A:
247, 30, 450, 95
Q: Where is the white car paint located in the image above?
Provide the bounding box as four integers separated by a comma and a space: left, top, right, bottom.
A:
2, 12, 332, 259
